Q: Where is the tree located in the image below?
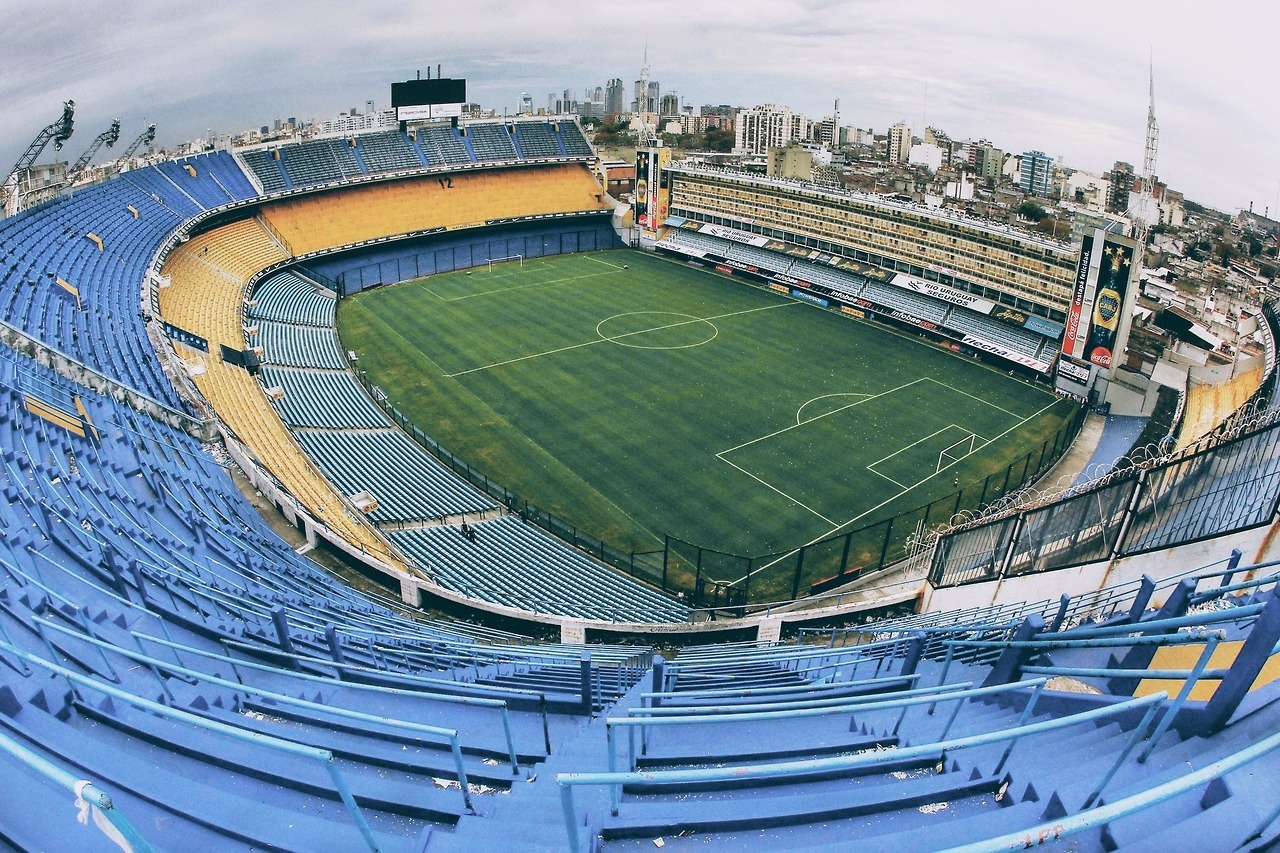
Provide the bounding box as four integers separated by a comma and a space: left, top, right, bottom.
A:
1017, 200, 1048, 222
1217, 241, 1238, 267
1035, 217, 1067, 240
703, 127, 735, 152
590, 119, 633, 148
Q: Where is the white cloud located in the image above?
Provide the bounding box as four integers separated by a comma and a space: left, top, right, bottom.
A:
0, 0, 1274, 212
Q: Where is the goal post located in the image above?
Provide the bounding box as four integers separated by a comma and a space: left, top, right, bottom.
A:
936, 433, 980, 474
486, 254, 523, 271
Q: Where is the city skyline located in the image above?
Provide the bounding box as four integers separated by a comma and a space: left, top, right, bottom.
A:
0, 0, 1274, 215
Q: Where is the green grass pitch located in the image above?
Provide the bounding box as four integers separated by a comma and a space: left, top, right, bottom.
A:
337, 249, 1075, 565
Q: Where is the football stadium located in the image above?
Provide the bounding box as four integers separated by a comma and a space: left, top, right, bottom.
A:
1, 74, 1280, 851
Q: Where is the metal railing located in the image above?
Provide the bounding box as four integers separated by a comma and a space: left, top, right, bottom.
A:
31, 618, 504, 793
637, 672, 922, 708
940, 726, 1280, 852
138, 631, 541, 761
0, 639, 385, 850
557, 687, 1167, 853
942, 628, 1234, 767
0, 727, 156, 852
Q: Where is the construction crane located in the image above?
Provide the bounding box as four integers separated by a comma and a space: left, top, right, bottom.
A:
2, 99, 75, 216
68, 118, 121, 182
121, 123, 156, 161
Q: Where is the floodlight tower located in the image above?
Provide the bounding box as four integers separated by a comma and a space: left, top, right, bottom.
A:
68, 118, 122, 183
121, 123, 157, 161
2, 99, 75, 217
1124, 62, 1161, 231
636, 47, 658, 147
1143, 64, 1159, 190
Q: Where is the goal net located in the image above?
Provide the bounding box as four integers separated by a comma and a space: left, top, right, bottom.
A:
486, 254, 523, 271
936, 433, 980, 474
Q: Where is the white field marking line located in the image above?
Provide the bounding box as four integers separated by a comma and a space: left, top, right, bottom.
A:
922, 376, 1023, 419
727, 397, 1062, 585
717, 377, 929, 457
795, 393, 875, 427
868, 468, 910, 490
718, 457, 836, 525
426, 267, 621, 303
444, 301, 796, 378
582, 254, 630, 270
867, 425, 969, 472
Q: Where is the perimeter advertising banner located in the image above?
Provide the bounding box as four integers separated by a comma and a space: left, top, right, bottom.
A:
1062, 229, 1136, 367
892, 273, 995, 314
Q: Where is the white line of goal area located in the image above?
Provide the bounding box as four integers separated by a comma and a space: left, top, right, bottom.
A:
720, 393, 1064, 588
487, 254, 523, 270
864, 425, 989, 490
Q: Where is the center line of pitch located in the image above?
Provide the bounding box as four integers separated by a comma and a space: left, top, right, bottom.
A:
444, 302, 796, 378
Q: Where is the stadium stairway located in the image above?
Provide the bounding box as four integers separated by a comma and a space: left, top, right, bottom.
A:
426, 674, 655, 852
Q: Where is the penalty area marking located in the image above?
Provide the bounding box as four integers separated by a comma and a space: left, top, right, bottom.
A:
718, 457, 836, 525
795, 392, 875, 426
727, 396, 1066, 586
582, 254, 631, 271
718, 377, 928, 457
865, 425, 987, 489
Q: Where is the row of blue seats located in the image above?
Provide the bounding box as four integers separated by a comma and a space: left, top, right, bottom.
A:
249, 269, 336, 325
2, 342, 1279, 850
237, 120, 595, 192
0, 150, 258, 407
391, 517, 690, 623
294, 427, 495, 523
253, 319, 347, 369
261, 365, 388, 429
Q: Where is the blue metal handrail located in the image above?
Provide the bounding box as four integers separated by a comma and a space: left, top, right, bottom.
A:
1055, 576, 1148, 625
133, 630, 526, 773
559, 690, 1167, 853
629, 679, 965, 718
661, 650, 910, 689
0, 727, 156, 852
212, 634, 552, 751
673, 633, 912, 664
29, 619, 488, 803
605, 679, 1045, 797
804, 598, 1055, 645
639, 672, 920, 705
0, 639, 383, 851
1054, 603, 1264, 639
942, 628, 1225, 652
938, 724, 1280, 852
1189, 569, 1280, 606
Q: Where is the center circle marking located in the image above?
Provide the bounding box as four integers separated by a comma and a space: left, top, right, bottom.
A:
596, 311, 719, 350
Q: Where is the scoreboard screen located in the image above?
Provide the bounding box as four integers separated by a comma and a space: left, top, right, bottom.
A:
391, 78, 467, 121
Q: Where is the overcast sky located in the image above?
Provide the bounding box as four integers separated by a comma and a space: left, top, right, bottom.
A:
1, 0, 1274, 214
